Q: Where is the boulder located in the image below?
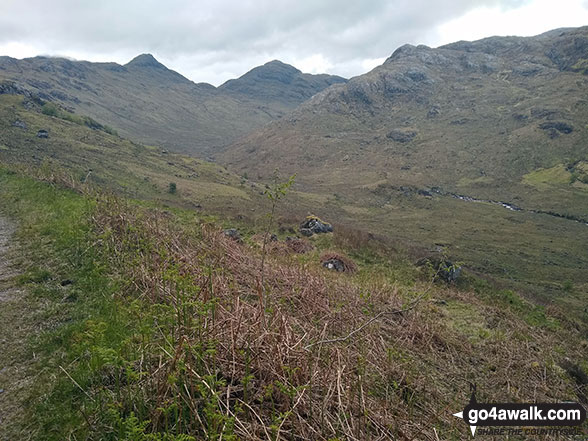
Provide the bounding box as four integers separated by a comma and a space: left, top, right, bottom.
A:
300, 215, 333, 237
12, 120, 27, 129
223, 228, 242, 242
323, 258, 346, 272
320, 252, 357, 273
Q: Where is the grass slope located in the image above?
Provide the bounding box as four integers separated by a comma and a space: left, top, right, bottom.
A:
0, 93, 263, 216
0, 168, 586, 440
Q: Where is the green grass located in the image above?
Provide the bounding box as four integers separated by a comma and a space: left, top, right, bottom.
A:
522, 164, 573, 186
0, 168, 131, 439
2, 166, 587, 440
0, 167, 256, 440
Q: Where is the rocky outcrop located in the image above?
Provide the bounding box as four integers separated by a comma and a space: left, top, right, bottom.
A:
386, 129, 417, 143
300, 215, 333, 237
12, 120, 27, 129
539, 121, 573, 138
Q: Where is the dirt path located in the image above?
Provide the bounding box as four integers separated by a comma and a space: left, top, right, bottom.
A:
0, 216, 32, 440
0, 216, 17, 298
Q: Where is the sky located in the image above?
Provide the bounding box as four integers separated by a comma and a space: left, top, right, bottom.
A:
1, 0, 587, 86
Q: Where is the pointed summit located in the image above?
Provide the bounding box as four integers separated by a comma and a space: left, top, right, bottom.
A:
125, 53, 165, 69
260, 60, 302, 75
219, 60, 345, 103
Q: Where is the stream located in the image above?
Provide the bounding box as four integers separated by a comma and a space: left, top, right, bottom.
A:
429, 188, 588, 226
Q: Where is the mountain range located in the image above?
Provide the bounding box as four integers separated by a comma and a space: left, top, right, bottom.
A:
1, 26, 587, 314
1, 24, 588, 440
224, 27, 588, 218
0, 54, 345, 154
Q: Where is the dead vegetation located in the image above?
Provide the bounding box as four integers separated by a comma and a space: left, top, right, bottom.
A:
85, 195, 586, 440
319, 252, 358, 273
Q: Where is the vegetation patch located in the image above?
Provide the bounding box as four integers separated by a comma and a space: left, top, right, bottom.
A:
0, 166, 585, 440
445, 300, 490, 342
42, 102, 118, 135
522, 164, 572, 187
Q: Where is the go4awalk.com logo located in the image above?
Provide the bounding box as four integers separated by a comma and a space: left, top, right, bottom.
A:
452, 386, 586, 437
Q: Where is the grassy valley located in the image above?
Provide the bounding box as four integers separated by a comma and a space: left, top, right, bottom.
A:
0, 26, 587, 441
1, 159, 587, 440
222, 27, 588, 318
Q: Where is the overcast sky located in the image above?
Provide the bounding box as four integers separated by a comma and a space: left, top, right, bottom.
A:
1, 0, 587, 85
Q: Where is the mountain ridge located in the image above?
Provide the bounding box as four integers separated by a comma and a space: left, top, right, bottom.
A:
0, 53, 347, 153
223, 26, 588, 207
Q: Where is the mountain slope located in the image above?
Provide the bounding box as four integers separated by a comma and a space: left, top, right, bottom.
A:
0, 54, 346, 154
221, 27, 588, 311
223, 27, 588, 217
0, 92, 265, 215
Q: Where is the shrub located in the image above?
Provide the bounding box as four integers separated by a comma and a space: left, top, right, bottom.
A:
41, 102, 59, 117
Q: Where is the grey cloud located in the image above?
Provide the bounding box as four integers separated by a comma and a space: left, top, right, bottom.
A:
0, 0, 539, 84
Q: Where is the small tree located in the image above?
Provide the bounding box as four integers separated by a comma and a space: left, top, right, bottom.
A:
258, 171, 295, 324
168, 182, 177, 194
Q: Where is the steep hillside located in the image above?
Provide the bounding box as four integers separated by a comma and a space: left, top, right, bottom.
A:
0, 89, 356, 226
0, 92, 264, 215
222, 27, 588, 311
0, 54, 345, 154
224, 27, 588, 214
1, 160, 587, 441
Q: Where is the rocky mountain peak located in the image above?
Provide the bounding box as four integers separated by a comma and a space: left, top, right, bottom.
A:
125, 53, 165, 69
